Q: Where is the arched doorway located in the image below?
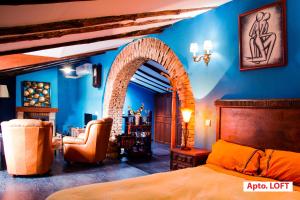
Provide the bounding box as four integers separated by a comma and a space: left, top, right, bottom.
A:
103, 37, 195, 146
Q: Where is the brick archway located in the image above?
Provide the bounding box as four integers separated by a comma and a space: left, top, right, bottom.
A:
103, 37, 195, 146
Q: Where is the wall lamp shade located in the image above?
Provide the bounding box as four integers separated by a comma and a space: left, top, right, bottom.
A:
0, 84, 9, 98
203, 40, 213, 53
181, 108, 192, 123
190, 43, 199, 56
190, 40, 213, 65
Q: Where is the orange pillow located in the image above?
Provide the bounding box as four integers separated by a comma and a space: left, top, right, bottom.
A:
260, 149, 300, 186
206, 140, 264, 175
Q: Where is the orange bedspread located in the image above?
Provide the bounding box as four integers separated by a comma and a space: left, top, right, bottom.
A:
47, 164, 300, 200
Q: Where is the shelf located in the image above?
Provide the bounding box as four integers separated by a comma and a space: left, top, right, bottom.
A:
16, 107, 58, 113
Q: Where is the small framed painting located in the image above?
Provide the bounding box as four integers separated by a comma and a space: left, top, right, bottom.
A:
239, 1, 287, 71
22, 81, 51, 107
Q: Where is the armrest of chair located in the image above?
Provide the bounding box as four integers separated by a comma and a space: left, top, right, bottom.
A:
63, 136, 85, 145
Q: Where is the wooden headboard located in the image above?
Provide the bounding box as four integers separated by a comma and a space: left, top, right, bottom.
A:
215, 99, 300, 152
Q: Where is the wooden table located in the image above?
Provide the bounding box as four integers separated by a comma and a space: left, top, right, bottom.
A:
170, 147, 210, 170
117, 125, 152, 159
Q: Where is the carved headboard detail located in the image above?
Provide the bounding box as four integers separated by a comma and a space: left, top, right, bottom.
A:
215, 99, 300, 152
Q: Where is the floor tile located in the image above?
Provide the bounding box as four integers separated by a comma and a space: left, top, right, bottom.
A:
0, 143, 170, 200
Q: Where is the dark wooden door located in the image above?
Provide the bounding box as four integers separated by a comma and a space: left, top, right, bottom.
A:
154, 93, 182, 146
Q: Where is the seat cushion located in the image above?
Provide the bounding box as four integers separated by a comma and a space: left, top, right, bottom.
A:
63, 136, 85, 144
2, 119, 43, 127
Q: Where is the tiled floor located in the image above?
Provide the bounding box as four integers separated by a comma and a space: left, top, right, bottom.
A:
0, 142, 170, 200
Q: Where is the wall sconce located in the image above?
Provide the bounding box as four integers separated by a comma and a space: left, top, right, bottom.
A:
181, 108, 192, 150
190, 40, 213, 65
0, 84, 9, 98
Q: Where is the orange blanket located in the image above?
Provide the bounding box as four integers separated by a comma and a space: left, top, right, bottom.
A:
47, 164, 300, 200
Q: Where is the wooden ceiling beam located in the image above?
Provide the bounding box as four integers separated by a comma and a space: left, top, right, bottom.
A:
0, 7, 213, 36
137, 69, 170, 85
0, 0, 93, 5
0, 26, 168, 56
0, 58, 84, 77
143, 62, 167, 75
129, 81, 160, 93
0, 47, 117, 76
134, 73, 170, 89
134, 76, 169, 92
0, 18, 184, 44
131, 78, 167, 93
0, 57, 84, 72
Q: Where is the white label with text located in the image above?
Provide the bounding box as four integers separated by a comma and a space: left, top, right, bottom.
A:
243, 181, 293, 192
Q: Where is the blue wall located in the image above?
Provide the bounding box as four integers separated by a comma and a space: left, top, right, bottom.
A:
123, 83, 155, 134
16, 68, 58, 108
152, 0, 300, 149
14, 0, 300, 149
85, 49, 122, 118
56, 71, 80, 133
14, 51, 122, 133
123, 83, 155, 115
86, 0, 300, 149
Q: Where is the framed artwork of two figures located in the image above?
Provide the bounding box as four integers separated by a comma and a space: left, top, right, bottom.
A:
239, 1, 287, 71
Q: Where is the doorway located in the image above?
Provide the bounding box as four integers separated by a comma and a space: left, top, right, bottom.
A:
103, 37, 195, 147
154, 93, 182, 147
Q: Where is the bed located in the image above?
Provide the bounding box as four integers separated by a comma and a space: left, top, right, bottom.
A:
47, 99, 300, 200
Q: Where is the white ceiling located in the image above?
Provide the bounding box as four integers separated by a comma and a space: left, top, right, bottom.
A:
0, 0, 231, 67
25, 36, 144, 58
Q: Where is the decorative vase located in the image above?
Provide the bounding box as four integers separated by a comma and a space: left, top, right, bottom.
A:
135, 114, 140, 125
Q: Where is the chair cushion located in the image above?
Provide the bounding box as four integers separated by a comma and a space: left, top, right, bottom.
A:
63, 136, 85, 144
2, 119, 43, 127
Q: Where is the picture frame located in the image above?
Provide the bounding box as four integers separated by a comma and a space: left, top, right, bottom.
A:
239, 1, 287, 71
22, 81, 51, 107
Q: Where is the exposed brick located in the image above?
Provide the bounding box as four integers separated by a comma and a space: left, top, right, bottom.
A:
103, 38, 195, 147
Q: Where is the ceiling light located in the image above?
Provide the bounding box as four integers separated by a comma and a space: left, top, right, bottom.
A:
60, 65, 75, 75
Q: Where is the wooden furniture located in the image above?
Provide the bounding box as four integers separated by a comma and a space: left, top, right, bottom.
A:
123, 112, 152, 134
154, 93, 182, 145
170, 147, 210, 170
117, 124, 152, 158
215, 99, 300, 152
